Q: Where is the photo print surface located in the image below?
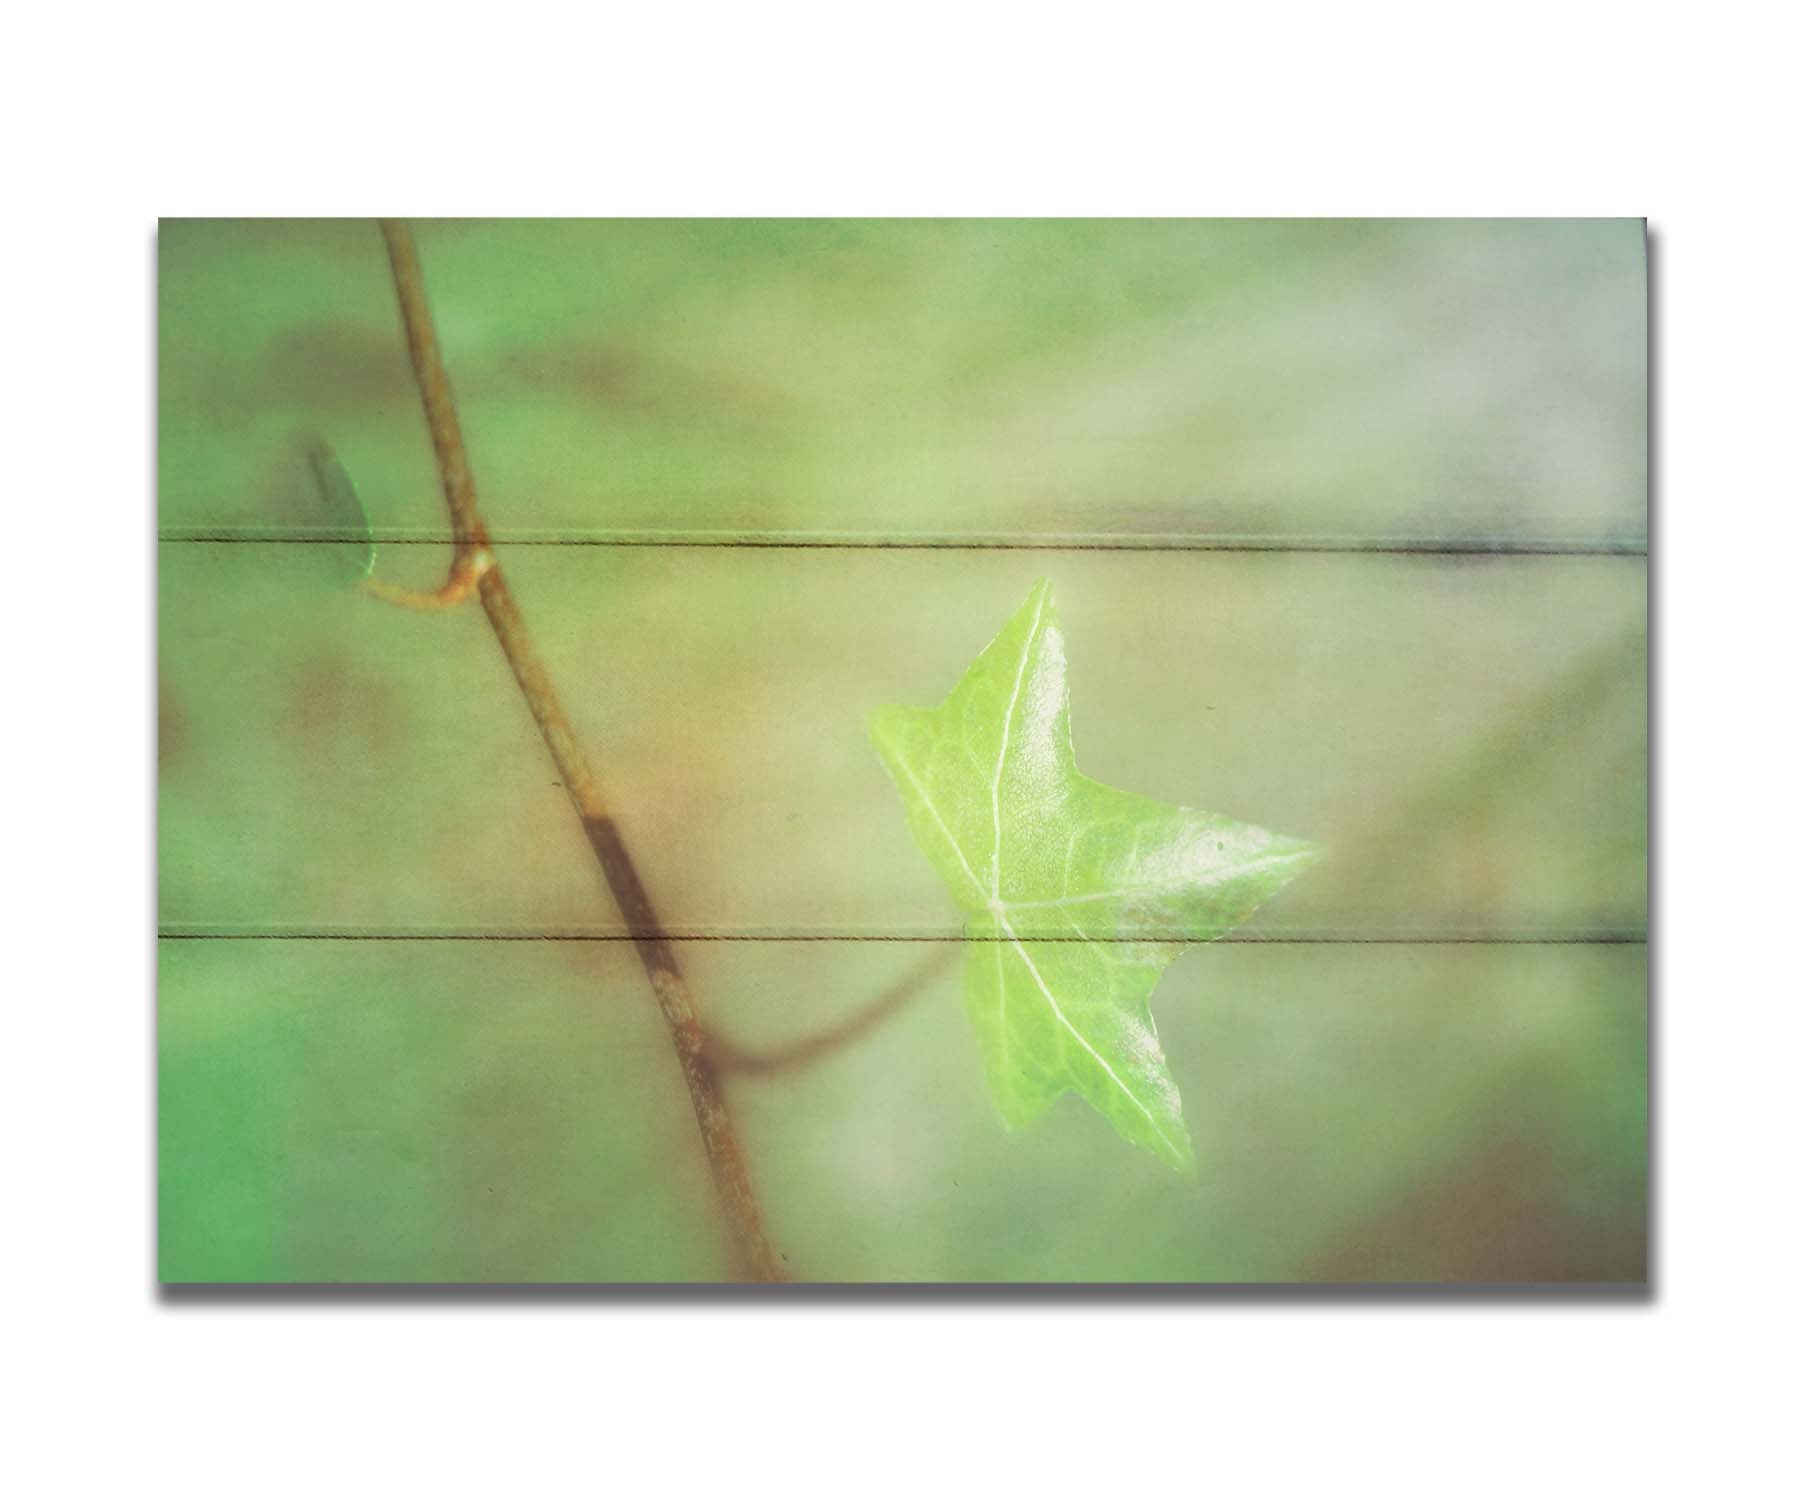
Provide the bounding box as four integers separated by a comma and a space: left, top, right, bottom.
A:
158, 219, 1647, 1284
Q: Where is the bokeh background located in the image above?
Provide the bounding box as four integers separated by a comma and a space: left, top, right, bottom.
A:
158, 219, 1646, 1282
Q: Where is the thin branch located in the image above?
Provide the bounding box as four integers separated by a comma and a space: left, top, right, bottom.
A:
710, 946, 957, 1077
377, 219, 784, 1283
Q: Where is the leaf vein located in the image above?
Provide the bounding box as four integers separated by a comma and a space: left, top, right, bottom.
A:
880, 734, 986, 902
1003, 848, 1305, 913
998, 914, 1179, 1159
989, 586, 1048, 899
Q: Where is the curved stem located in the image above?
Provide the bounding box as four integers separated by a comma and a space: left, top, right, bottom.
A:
360, 545, 492, 610
710, 946, 956, 1077
378, 219, 783, 1283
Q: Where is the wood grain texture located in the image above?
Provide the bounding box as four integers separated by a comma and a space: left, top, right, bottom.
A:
159, 937, 1645, 1283
158, 544, 1644, 939
156, 218, 1648, 1286
159, 218, 1646, 548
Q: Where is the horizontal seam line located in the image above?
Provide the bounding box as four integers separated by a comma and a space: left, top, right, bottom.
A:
156, 533, 1649, 557
156, 931, 1649, 945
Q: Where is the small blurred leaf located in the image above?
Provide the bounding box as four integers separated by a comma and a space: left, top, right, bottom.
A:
869, 580, 1318, 1171
269, 434, 375, 585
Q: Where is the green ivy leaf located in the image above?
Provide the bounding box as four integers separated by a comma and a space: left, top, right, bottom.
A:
869, 580, 1319, 1172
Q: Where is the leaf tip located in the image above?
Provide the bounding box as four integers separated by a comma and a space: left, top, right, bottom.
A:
1283, 836, 1325, 873
1139, 1118, 1198, 1175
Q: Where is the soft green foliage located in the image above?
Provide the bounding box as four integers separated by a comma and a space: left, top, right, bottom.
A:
870, 581, 1319, 1171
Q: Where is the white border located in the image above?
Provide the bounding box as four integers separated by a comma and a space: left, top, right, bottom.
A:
8, 3, 1796, 1493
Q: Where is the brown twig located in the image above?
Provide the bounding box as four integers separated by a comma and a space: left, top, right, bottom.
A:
710, 946, 957, 1076
376, 219, 784, 1283
360, 546, 492, 610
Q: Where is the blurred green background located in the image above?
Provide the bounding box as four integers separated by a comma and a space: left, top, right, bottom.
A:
158, 219, 1646, 1282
